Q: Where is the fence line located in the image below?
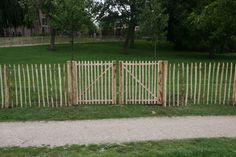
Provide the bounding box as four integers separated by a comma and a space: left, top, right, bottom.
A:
0, 61, 236, 108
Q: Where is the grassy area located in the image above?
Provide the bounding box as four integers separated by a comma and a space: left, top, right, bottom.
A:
0, 41, 236, 64
0, 104, 235, 122
1, 138, 236, 157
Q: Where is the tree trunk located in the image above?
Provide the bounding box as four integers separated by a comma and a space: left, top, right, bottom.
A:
49, 27, 56, 51
124, 2, 136, 49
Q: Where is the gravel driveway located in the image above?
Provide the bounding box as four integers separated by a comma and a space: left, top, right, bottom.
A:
0, 116, 236, 147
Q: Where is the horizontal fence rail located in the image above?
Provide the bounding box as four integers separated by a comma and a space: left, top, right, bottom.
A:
0, 61, 236, 108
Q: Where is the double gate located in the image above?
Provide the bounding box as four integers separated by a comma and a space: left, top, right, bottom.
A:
68, 60, 168, 106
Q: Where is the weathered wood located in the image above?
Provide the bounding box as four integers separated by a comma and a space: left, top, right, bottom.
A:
158, 61, 164, 104
177, 63, 180, 106
206, 63, 212, 104
22, 65, 27, 107
135, 61, 138, 104
67, 61, 72, 106
13, 65, 17, 107
193, 63, 197, 104
112, 61, 116, 104
211, 63, 215, 104
215, 63, 220, 104
0, 65, 3, 107
233, 64, 236, 105
18, 65, 23, 107
40, 64, 45, 107
223, 63, 229, 105
119, 61, 123, 104
54, 64, 58, 107
163, 61, 168, 107
197, 63, 202, 104
147, 61, 150, 104
202, 63, 207, 103
87, 61, 91, 104
173, 64, 176, 106
93, 62, 97, 104
49, 64, 54, 107
227, 63, 233, 105
35, 64, 40, 107
58, 64, 62, 107
190, 63, 193, 100
185, 63, 189, 105
26, 64, 31, 107
31, 65, 36, 105
3, 65, 9, 108
219, 63, 224, 104
91, 61, 94, 103
63, 64, 67, 106
168, 64, 171, 106
45, 64, 49, 106
9, 65, 12, 107
181, 63, 185, 106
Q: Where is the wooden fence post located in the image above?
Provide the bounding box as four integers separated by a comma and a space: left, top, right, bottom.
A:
119, 61, 123, 104
67, 61, 78, 106
158, 60, 168, 106
3, 65, 9, 108
112, 61, 117, 104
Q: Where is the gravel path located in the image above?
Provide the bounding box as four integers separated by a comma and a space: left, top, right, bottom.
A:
0, 116, 236, 147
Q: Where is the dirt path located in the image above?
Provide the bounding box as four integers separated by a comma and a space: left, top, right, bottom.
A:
0, 116, 236, 147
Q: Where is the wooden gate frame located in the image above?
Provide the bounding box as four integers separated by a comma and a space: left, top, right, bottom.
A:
119, 60, 168, 106
67, 61, 117, 105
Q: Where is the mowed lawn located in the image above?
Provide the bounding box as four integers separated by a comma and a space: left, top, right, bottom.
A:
0, 41, 236, 64
1, 138, 236, 157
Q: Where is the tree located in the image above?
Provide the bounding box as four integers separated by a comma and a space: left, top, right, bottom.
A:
96, 0, 145, 49
19, 0, 39, 35
188, 0, 236, 58
139, 0, 168, 58
40, 0, 59, 50
0, 0, 24, 36
52, 0, 90, 49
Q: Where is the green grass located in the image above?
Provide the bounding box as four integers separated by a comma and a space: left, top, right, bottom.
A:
0, 104, 235, 122
1, 138, 236, 157
0, 41, 236, 64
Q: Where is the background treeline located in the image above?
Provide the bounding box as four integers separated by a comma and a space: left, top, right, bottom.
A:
0, 0, 236, 57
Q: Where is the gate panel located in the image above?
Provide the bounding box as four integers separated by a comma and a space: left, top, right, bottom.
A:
77, 61, 116, 105
120, 61, 161, 105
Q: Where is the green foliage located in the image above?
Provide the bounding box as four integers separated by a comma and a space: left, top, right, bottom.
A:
19, 0, 38, 28
139, 0, 168, 41
188, 0, 236, 54
52, 0, 88, 34
0, 0, 24, 35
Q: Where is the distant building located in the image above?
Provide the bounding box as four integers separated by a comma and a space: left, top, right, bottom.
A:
3, 10, 49, 37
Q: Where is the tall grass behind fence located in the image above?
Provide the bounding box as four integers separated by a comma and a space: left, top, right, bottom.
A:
167, 62, 236, 106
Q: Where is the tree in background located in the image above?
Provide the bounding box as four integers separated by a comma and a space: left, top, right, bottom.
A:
139, 0, 168, 58
19, 0, 39, 35
96, 0, 145, 49
40, 0, 59, 50
52, 0, 90, 50
188, 0, 236, 58
0, 0, 24, 36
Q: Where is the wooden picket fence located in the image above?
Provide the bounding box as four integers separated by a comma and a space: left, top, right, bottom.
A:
167, 62, 236, 106
0, 60, 236, 108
